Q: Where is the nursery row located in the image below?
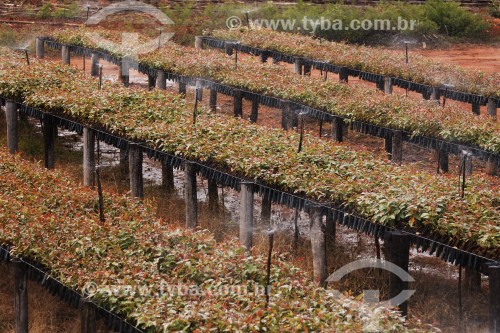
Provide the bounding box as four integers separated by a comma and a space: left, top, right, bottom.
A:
209, 28, 500, 100
48, 29, 500, 160
1, 50, 499, 259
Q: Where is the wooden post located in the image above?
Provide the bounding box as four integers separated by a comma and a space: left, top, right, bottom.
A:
260, 195, 271, 226
61, 45, 70, 65
194, 36, 203, 49
13, 258, 28, 333
209, 88, 217, 112
162, 162, 175, 193
392, 130, 403, 165
43, 116, 56, 169
233, 90, 243, 118
156, 70, 166, 90
239, 182, 254, 250
309, 205, 327, 287
128, 143, 143, 198
195, 80, 203, 101
384, 76, 393, 94
184, 161, 198, 228
331, 117, 343, 142
208, 179, 219, 211
385, 231, 411, 317
487, 98, 497, 121
250, 100, 258, 123
178, 82, 187, 95
5, 101, 18, 154
294, 58, 303, 75
437, 148, 449, 173
80, 299, 96, 333
83, 128, 95, 188
90, 53, 99, 77
489, 264, 500, 333
35, 37, 44, 59
472, 103, 481, 115
339, 67, 349, 83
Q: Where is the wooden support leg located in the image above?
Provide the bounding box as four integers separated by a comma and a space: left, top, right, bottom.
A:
331, 117, 343, 142
260, 194, 271, 226
392, 130, 403, 165
489, 264, 500, 333
36, 37, 44, 59
80, 299, 96, 333
161, 161, 175, 193
250, 99, 258, 123
233, 90, 243, 118
61, 45, 70, 65
156, 70, 166, 90
208, 179, 219, 211
209, 88, 217, 112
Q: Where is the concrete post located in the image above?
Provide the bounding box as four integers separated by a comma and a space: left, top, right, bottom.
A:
233, 90, 243, 118
437, 148, 449, 174
61, 45, 70, 65
35, 37, 44, 59
162, 162, 175, 193
80, 299, 96, 333
431, 87, 441, 103
250, 99, 258, 123
392, 130, 403, 165
208, 179, 219, 211
13, 258, 28, 333
487, 98, 497, 121
148, 74, 155, 91
384, 76, 393, 94
486, 157, 498, 176
156, 70, 166, 89
294, 58, 303, 75
339, 68, 349, 83
331, 117, 343, 142
184, 161, 198, 228
489, 264, 500, 333
309, 205, 327, 287
194, 36, 203, 49
239, 182, 254, 250
209, 88, 217, 112
178, 82, 187, 95
90, 53, 99, 77
472, 103, 481, 115
259, 51, 269, 63
260, 195, 271, 226
43, 116, 56, 169
120, 58, 130, 87
128, 143, 143, 198
195, 80, 203, 101
5, 101, 18, 154
460, 150, 473, 176
83, 128, 95, 188
385, 231, 411, 317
